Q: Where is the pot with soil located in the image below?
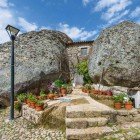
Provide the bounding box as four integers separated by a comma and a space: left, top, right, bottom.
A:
29, 96, 37, 109
27, 93, 37, 108
106, 90, 113, 96
113, 94, 123, 110
35, 100, 44, 111
61, 85, 67, 96
48, 93, 55, 100
54, 93, 59, 99
114, 102, 122, 109
125, 101, 133, 110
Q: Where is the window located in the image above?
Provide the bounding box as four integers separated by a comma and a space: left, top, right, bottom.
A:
81, 48, 88, 56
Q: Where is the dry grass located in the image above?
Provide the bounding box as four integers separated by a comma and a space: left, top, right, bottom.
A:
71, 98, 89, 105
89, 94, 114, 108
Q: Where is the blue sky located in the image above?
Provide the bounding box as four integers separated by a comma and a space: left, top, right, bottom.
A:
0, 0, 140, 43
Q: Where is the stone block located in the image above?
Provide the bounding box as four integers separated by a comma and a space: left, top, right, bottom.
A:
22, 105, 54, 124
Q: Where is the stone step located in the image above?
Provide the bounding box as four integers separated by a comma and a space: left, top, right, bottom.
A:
66, 117, 108, 129
66, 104, 116, 118
66, 126, 113, 140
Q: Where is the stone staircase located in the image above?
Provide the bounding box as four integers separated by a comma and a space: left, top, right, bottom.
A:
65, 94, 116, 140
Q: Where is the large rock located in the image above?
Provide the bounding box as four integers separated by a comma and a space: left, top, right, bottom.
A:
89, 21, 140, 87
0, 30, 72, 106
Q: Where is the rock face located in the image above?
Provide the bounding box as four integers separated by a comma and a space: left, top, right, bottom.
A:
0, 30, 72, 106
89, 21, 140, 88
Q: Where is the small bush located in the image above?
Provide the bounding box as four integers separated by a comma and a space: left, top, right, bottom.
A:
76, 60, 92, 84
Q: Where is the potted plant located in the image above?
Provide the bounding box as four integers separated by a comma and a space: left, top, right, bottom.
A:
26, 93, 33, 107
35, 100, 44, 111
61, 84, 67, 95
54, 92, 59, 99
17, 93, 27, 103
82, 86, 86, 92
113, 94, 123, 110
28, 94, 37, 108
14, 101, 22, 113
38, 89, 47, 100
67, 84, 73, 94
47, 83, 55, 100
84, 84, 91, 93
123, 96, 133, 110
106, 90, 113, 96
54, 79, 63, 89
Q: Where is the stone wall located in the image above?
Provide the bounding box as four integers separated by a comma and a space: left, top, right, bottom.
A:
66, 44, 92, 80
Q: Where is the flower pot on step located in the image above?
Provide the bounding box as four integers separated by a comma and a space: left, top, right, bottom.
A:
61, 88, 67, 95
35, 105, 44, 111
30, 101, 36, 109
125, 102, 132, 110
114, 102, 122, 110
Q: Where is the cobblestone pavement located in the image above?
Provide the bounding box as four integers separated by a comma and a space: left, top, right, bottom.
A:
0, 109, 66, 140
1, 106, 140, 140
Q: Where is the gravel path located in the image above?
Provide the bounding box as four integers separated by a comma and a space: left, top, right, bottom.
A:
0, 109, 66, 140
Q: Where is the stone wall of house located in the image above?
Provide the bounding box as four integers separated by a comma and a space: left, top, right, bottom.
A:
66, 45, 92, 80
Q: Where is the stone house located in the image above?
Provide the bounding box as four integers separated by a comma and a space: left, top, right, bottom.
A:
66, 40, 94, 81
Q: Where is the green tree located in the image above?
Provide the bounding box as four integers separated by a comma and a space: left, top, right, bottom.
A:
76, 60, 92, 85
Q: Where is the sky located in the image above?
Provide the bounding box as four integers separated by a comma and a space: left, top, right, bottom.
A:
0, 0, 140, 44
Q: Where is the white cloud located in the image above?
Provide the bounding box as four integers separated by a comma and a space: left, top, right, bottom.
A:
82, 0, 90, 6
94, 0, 119, 11
0, 0, 39, 44
130, 7, 140, 18
101, 0, 131, 20
108, 10, 129, 24
0, 0, 8, 8
58, 23, 97, 40
18, 17, 38, 32
0, 1, 16, 43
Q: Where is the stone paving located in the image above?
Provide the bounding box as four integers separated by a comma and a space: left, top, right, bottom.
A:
0, 109, 66, 140
1, 88, 140, 140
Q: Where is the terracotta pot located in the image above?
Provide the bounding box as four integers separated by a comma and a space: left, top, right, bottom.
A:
30, 102, 36, 109
82, 89, 85, 92
125, 102, 132, 110
93, 90, 100, 94
48, 93, 54, 100
54, 94, 59, 99
35, 105, 44, 111
106, 91, 113, 96
114, 102, 122, 110
59, 93, 64, 97
86, 90, 91, 93
61, 88, 67, 95
84, 89, 88, 93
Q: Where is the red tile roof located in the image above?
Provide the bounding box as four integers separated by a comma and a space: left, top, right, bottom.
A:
66, 40, 94, 47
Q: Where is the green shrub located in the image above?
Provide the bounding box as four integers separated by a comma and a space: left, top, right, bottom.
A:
76, 60, 92, 85
27, 93, 37, 103
54, 79, 64, 88
84, 84, 91, 90
40, 89, 46, 97
113, 93, 127, 103
14, 101, 22, 113
36, 100, 44, 106
17, 93, 27, 102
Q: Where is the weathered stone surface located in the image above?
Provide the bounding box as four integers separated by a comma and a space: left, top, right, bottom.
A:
117, 109, 138, 116
0, 30, 72, 106
89, 21, 140, 87
133, 114, 140, 122
22, 104, 54, 124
